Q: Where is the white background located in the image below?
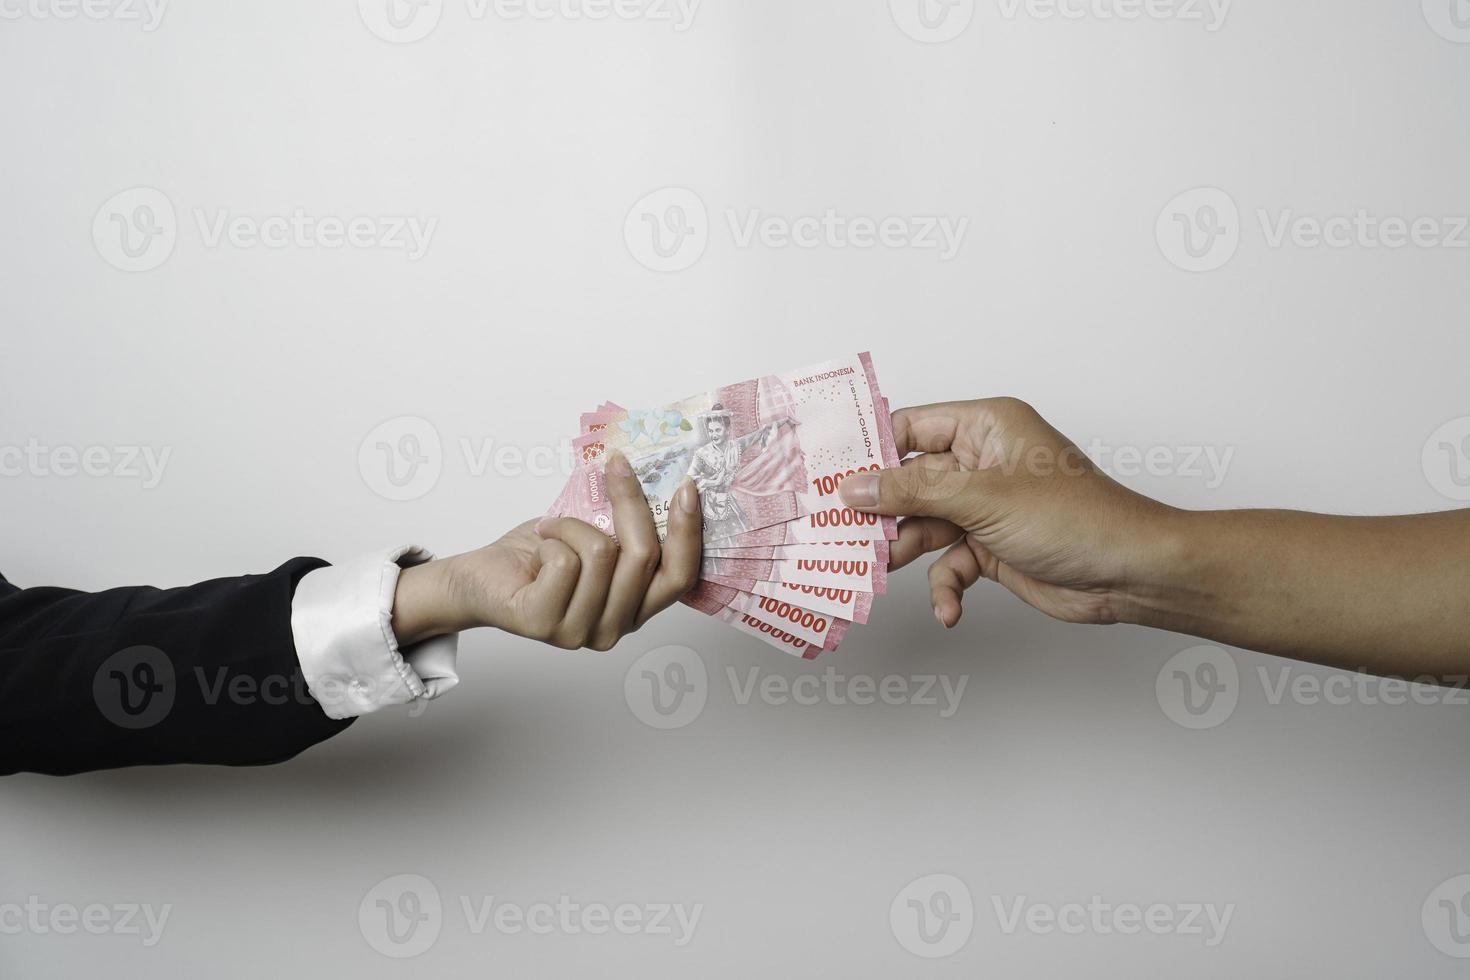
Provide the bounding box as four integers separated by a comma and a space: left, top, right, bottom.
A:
3, 0, 1470, 975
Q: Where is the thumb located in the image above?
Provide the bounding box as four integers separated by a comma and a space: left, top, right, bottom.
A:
838, 463, 985, 523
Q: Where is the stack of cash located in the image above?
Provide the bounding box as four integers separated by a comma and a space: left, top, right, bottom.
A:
547, 353, 898, 657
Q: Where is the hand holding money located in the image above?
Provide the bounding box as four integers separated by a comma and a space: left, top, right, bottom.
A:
546, 353, 899, 657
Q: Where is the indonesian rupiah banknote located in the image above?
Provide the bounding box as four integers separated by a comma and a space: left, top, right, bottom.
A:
546, 353, 898, 657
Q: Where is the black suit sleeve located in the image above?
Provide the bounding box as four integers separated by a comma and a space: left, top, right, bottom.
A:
0, 561, 354, 776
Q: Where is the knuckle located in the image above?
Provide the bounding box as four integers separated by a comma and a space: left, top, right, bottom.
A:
587, 538, 619, 565
628, 548, 661, 577
673, 566, 700, 594
991, 396, 1036, 421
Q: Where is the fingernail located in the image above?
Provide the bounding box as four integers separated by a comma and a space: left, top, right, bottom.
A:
677, 478, 699, 514
535, 518, 553, 536
605, 451, 633, 479
933, 606, 946, 628
840, 472, 879, 508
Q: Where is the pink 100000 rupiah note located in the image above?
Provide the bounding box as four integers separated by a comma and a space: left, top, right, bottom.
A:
546, 353, 897, 657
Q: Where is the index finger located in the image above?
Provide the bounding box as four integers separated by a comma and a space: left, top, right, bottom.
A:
892, 403, 965, 457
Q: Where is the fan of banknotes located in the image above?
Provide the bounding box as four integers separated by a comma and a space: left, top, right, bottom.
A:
546, 352, 898, 658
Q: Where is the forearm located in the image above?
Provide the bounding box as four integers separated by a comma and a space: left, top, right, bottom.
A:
1127, 509, 1470, 681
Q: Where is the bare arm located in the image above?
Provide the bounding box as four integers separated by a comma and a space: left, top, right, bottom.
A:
1132, 509, 1470, 680
836, 398, 1470, 683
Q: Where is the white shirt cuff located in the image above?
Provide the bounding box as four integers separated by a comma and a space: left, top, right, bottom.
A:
289, 545, 461, 720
